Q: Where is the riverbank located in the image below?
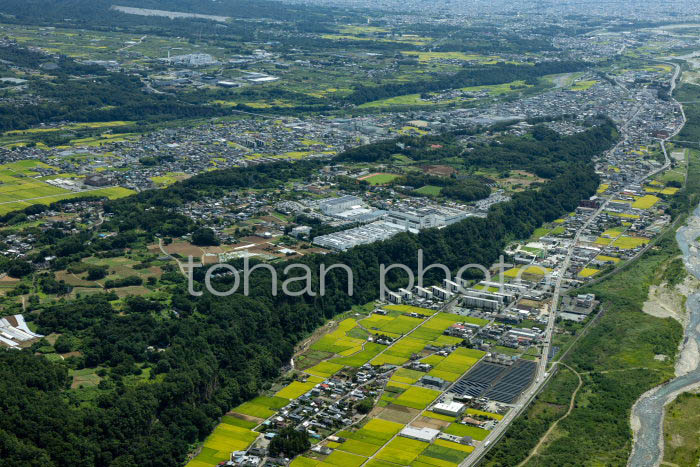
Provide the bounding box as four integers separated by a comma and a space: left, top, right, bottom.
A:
628, 202, 700, 466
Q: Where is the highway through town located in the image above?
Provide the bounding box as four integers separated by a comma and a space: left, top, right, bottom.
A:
461, 61, 682, 467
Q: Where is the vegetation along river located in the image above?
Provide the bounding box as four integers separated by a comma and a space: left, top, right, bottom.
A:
628, 202, 700, 466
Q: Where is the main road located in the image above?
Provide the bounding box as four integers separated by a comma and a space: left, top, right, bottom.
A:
461, 60, 682, 467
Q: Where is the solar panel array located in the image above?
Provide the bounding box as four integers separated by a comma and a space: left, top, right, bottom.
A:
449, 359, 537, 404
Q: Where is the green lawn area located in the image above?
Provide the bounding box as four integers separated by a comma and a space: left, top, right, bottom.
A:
530, 227, 551, 240
415, 185, 442, 196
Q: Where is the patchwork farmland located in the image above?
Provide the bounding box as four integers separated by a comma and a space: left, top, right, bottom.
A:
0, 160, 134, 214
189, 302, 514, 467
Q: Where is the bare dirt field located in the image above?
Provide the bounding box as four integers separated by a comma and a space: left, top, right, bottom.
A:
411, 415, 451, 430
376, 404, 420, 424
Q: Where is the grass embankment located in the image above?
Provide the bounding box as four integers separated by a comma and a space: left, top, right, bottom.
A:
663, 391, 700, 466
674, 84, 700, 146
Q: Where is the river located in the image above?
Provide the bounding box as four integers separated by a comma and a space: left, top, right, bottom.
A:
628, 203, 700, 466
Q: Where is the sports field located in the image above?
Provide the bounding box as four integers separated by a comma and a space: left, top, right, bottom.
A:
360, 173, 399, 185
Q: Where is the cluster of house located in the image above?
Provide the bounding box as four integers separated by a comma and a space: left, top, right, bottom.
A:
270, 371, 381, 436
1, 201, 103, 262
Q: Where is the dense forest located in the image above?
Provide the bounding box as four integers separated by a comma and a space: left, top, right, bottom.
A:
343, 61, 587, 105
0, 46, 233, 132
0, 122, 617, 466
339, 119, 619, 179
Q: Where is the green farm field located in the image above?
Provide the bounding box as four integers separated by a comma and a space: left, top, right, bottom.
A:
361, 173, 400, 185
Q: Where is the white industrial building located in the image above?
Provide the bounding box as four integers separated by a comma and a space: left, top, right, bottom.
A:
0, 315, 43, 348
319, 195, 363, 215
312, 221, 404, 251
432, 401, 466, 417
399, 426, 440, 443
460, 288, 516, 311
168, 53, 218, 66
385, 206, 470, 231
461, 294, 499, 310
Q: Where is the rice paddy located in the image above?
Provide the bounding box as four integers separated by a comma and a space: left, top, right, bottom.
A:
384, 304, 436, 316
275, 380, 321, 399
393, 386, 442, 410
613, 236, 650, 249
376, 437, 430, 464
255, 304, 492, 467
231, 395, 289, 419
578, 267, 601, 278
503, 266, 552, 278
596, 255, 621, 263
305, 361, 345, 377
186, 422, 259, 467
443, 423, 490, 440
0, 159, 134, 214
631, 194, 661, 209
427, 347, 485, 382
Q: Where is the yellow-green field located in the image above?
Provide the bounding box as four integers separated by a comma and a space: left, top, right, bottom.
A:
596, 255, 621, 263
427, 347, 485, 382
3, 121, 134, 136
400, 51, 504, 64
384, 304, 435, 316
613, 236, 649, 249
503, 265, 552, 278
230, 395, 289, 419
186, 421, 259, 467
632, 195, 660, 209
570, 80, 598, 91
578, 267, 600, 278
376, 437, 429, 464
